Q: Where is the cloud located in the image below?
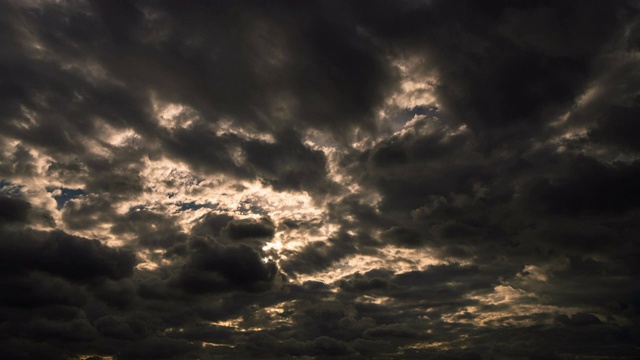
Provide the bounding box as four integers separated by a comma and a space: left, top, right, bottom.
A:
0, 0, 639, 359
280, 230, 376, 276
173, 237, 278, 294
0, 195, 31, 224
223, 217, 275, 240
0, 228, 136, 281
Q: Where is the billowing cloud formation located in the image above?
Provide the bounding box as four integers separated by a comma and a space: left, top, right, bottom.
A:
1, 0, 640, 359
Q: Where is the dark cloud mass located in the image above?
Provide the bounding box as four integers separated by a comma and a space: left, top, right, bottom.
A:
1, 0, 639, 359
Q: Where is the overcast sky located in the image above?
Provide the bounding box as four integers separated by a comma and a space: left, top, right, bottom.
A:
1, 1, 640, 359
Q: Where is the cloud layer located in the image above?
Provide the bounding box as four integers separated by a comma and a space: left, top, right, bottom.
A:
1, 1, 639, 359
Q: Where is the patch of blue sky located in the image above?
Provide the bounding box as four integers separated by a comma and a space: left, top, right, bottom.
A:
0, 180, 24, 197
46, 187, 86, 209
175, 201, 217, 212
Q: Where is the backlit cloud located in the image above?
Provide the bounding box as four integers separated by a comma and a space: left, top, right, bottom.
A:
1, 1, 639, 359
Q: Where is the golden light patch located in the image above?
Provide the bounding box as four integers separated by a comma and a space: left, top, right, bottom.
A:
402, 341, 454, 351
135, 249, 172, 271
202, 342, 234, 348
208, 317, 262, 332
444, 284, 588, 327
153, 101, 197, 130
355, 295, 393, 305
387, 56, 439, 110
214, 119, 276, 143
294, 246, 444, 285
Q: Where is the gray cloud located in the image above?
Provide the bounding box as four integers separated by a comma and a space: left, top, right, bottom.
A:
1, 0, 639, 359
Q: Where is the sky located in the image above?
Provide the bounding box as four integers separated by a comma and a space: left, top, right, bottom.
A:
1, 1, 640, 359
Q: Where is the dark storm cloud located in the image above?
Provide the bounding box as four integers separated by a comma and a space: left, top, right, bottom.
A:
223, 217, 275, 240
1, 272, 87, 309
1, 0, 640, 359
0, 0, 370, 198
0, 225, 142, 359
60, 194, 116, 231
526, 156, 640, 214
110, 209, 187, 249
217, 266, 500, 358
191, 212, 235, 237
351, 114, 492, 215
242, 333, 356, 358
160, 126, 250, 179
334, 264, 498, 328
138, 0, 395, 138
338, 147, 640, 356
161, 124, 341, 196
0, 228, 136, 281
588, 97, 640, 152
0, 195, 31, 224
280, 230, 379, 276
89, 278, 138, 310
0, 220, 281, 359
171, 236, 278, 294
319, 2, 640, 357
243, 129, 338, 193
358, 0, 633, 145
